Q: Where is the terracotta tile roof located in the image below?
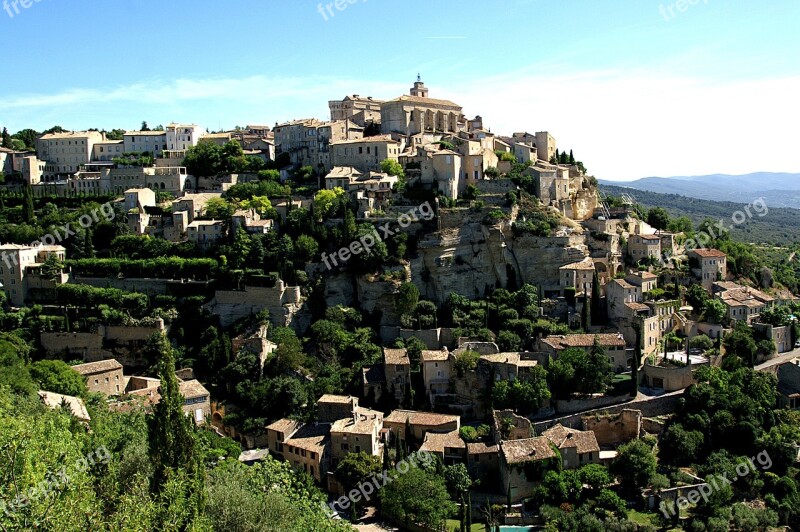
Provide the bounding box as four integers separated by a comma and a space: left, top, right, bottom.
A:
610, 279, 635, 289
330, 408, 382, 435
690, 248, 727, 258
625, 302, 650, 312
38, 391, 91, 421
500, 437, 556, 465
541, 334, 626, 350
384, 348, 410, 366
178, 380, 209, 399
331, 135, 398, 145
420, 430, 465, 454
284, 424, 329, 454
559, 258, 595, 270
467, 442, 499, 455
421, 349, 449, 362
386, 95, 462, 109
481, 352, 520, 364
72, 359, 123, 375
266, 418, 303, 435
318, 394, 355, 404
542, 424, 600, 454
384, 409, 460, 428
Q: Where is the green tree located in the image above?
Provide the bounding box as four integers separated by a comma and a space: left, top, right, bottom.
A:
147, 337, 204, 525
204, 197, 235, 219
380, 466, 456, 529
1, 127, 12, 149
380, 159, 405, 178
313, 187, 345, 221
647, 207, 670, 230
703, 298, 727, 324
611, 439, 657, 495
334, 452, 382, 517
395, 282, 420, 318
30, 360, 88, 397
22, 183, 35, 222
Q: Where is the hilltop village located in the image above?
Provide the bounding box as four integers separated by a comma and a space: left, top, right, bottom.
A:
2, 79, 800, 530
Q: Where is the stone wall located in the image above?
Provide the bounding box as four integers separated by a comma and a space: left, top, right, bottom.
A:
475, 179, 516, 195
205, 282, 305, 329
641, 362, 695, 392
555, 394, 630, 415
40, 332, 105, 359
72, 276, 210, 297
581, 409, 642, 447
642, 417, 667, 435
531, 391, 682, 434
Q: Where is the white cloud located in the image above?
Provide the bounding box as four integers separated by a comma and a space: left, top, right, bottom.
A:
2, 69, 798, 180
440, 69, 800, 180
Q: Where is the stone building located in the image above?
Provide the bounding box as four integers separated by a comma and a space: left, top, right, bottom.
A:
381, 78, 465, 136
421, 348, 452, 401
628, 233, 661, 262
383, 348, 411, 404
274, 118, 362, 172
328, 94, 384, 127
317, 394, 359, 423
36, 130, 104, 177
559, 257, 596, 296
329, 407, 384, 467
688, 249, 727, 290
383, 410, 460, 445
541, 424, 601, 469
72, 359, 125, 395
537, 333, 630, 372
499, 437, 557, 503
0, 243, 67, 307
330, 135, 401, 172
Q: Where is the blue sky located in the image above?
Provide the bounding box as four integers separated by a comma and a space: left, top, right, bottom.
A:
1, 0, 798, 180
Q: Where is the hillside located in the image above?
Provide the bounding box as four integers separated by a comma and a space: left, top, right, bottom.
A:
599, 172, 800, 209
600, 184, 800, 245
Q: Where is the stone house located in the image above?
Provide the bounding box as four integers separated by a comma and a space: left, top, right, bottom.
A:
187, 220, 226, 247
559, 257, 596, 296
317, 394, 359, 423
266, 418, 304, 458
628, 234, 661, 262
72, 359, 124, 395
0, 243, 67, 307
688, 249, 727, 290
419, 429, 466, 465
329, 407, 384, 468
713, 282, 775, 323
330, 135, 401, 173
499, 437, 557, 503
541, 424, 601, 469
383, 348, 411, 403
776, 359, 800, 410
283, 424, 330, 483
421, 348, 452, 401
537, 333, 630, 372
383, 410, 460, 446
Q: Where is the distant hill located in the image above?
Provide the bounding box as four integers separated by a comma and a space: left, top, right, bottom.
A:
599, 172, 800, 209
599, 184, 800, 246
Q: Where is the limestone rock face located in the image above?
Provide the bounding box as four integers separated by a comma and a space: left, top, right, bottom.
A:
412, 222, 510, 303
509, 233, 590, 294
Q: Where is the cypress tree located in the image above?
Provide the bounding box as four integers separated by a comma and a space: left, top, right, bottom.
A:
581, 291, 590, 330
22, 184, 35, 223
631, 321, 642, 397
147, 336, 204, 521
591, 271, 602, 324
